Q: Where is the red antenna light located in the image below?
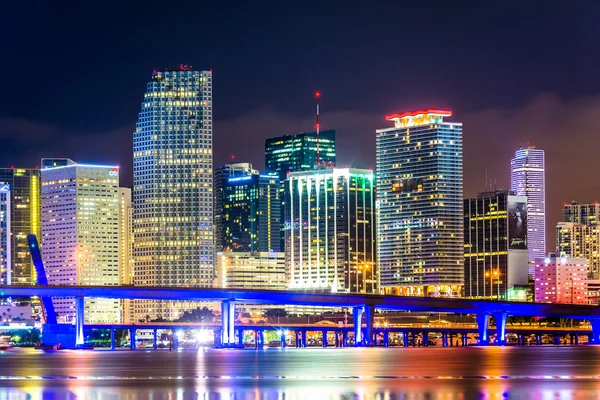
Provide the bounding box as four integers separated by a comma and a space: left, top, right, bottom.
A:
231, 154, 235, 160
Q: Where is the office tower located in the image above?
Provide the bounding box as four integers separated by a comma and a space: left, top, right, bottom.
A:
510, 144, 545, 266
219, 173, 280, 252
214, 163, 259, 252
41, 159, 120, 323
216, 251, 286, 290
376, 109, 463, 297
133, 66, 213, 320
118, 188, 133, 285
285, 167, 376, 293
265, 130, 336, 181
464, 190, 529, 299
0, 185, 9, 285
563, 202, 600, 225
0, 168, 41, 285
556, 222, 600, 279
534, 254, 588, 304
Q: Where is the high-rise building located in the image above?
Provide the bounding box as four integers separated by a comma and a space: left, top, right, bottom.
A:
219, 173, 280, 252
41, 159, 120, 323
464, 190, 529, 299
376, 109, 464, 297
265, 130, 336, 181
133, 66, 213, 320
216, 251, 286, 290
510, 144, 545, 266
285, 167, 376, 293
214, 163, 258, 252
534, 253, 588, 304
118, 188, 133, 285
556, 222, 600, 279
563, 202, 600, 225
0, 185, 10, 285
0, 168, 41, 285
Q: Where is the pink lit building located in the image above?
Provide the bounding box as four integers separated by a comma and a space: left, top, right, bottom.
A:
534, 254, 588, 304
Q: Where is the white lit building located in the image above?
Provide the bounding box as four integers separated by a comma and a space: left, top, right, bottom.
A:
216, 251, 286, 290
41, 159, 120, 323
118, 188, 134, 322
511, 144, 545, 270
533, 254, 588, 305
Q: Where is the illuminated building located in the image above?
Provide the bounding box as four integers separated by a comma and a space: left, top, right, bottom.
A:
214, 163, 258, 252
0, 168, 41, 285
376, 109, 463, 296
285, 167, 376, 293
464, 190, 528, 299
534, 253, 588, 304
510, 144, 545, 269
556, 222, 600, 279
564, 202, 600, 225
0, 185, 9, 285
265, 130, 336, 181
41, 159, 120, 323
218, 173, 280, 252
216, 251, 286, 290
133, 66, 213, 320
118, 188, 134, 322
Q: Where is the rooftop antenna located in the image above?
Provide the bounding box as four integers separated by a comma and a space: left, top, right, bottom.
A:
315, 91, 321, 165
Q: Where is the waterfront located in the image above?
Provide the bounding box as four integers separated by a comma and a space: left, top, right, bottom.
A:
0, 347, 599, 399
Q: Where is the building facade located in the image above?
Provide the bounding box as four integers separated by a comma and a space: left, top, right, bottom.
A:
0, 185, 9, 285
219, 174, 280, 252
265, 130, 336, 181
376, 110, 464, 296
41, 160, 120, 323
118, 188, 134, 322
464, 190, 529, 299
563, 202, 600, 226
0, 168, 41, 285
284, 167, 376, 293
556, 221, 600, 279
133, 66, 213, 320
510, 144, 545, 267
214, 163, 258, 252
533, 254, 588, 304
216, 251, 286, 290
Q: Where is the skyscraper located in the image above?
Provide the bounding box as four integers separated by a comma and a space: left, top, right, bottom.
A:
0, 168, 41, 285
376, 109, 464, 297
534, 254, 588, 304
219, 173, 280, 253
118, 188, 133, 285
265, 130, 336, 181
510, 144, 545, 266
556, 222, 600, 279
133, 66, 213, 320
464, 190, 529, 299
214, 163, 258, 252
41, 159, 120, 323
285, 167, 376, 294
563, 202, 600, 226
0, 185, 10, 285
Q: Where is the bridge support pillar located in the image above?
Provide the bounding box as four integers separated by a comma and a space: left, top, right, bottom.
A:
476, 314, 490, 345
153, 329, 158, 349
364, 304, 375, 346
75, 295, 85, 347
383, 331, 389, 347
403, 332, 409, 347
575, 334, 579, 345
301, 329, 307, 348
422, 331, 429, 347
591, 320, 600, 344
353, 307, 364, 346
322, 330, 327, 347
221, 300, 236, 347
280, 330, 286, 348
461, 333, 468, 346
172, 330, 179, 350
492, 312, 508, 345
110, 328, 115, 350
238, 329, 244, 348
536, 334, 542, 345
130, 328, 136, 350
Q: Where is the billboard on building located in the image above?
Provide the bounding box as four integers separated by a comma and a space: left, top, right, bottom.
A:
508, 200, 527, 250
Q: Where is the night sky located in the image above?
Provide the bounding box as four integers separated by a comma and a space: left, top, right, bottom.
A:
2, 1, 600, 248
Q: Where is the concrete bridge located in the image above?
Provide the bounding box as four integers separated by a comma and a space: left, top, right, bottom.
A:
0, 285, 599, 348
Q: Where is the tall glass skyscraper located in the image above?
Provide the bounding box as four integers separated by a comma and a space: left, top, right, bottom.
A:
376, 110, 464, 297
265, 130, 336, 181
133, 66, 213, 320
0, 168, 41, 285
0, 185, 10, 285
510, 144, 545, 267
284, 167, 376, 294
